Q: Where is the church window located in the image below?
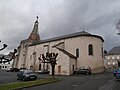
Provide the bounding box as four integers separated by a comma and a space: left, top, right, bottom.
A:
76, 48, 79, 57
101, 47, 103, 58
88, 44, 93, 55
30, 55, 32, 60
44, 45, 49, 54
72, 65, 74, 71
39, 64, 41, 70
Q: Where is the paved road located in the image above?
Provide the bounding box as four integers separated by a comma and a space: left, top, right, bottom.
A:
0, 70, 19, 84
20, 72, 118, 90
0, 70, 120, 90
0, 70, 46, 84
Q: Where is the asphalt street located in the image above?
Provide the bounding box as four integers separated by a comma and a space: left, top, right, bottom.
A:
20, 72, 119, 90
0, 70, 120, 90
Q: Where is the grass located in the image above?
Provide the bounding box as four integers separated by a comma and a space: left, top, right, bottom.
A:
0, 78, 59, 90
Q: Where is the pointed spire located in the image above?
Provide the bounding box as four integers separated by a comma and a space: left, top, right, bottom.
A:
28, 16, 40, 42
35, 16, 39, 24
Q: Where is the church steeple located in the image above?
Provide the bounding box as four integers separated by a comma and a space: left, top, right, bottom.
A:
28, 16, 40, 42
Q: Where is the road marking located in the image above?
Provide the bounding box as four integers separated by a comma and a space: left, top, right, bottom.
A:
72, 85, 78, 87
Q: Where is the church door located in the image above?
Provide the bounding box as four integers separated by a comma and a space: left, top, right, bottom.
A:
58, 66, 61, 73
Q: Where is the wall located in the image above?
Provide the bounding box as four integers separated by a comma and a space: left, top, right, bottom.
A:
64, 36, 104, 73
25, 35, 104, 74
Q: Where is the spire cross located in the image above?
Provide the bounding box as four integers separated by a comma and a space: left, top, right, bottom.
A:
36, 16, 39, 21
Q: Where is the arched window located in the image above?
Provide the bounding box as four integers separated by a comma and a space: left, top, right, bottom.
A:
76, 48, 79, 57
88, 44, 93, 55
101, 47, 103, 58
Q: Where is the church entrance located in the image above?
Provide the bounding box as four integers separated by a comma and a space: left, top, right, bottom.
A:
58, 66, 61, 73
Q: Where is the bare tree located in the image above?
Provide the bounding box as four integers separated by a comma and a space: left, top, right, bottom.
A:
38, 52, 58, 76
0, 40, 17, 63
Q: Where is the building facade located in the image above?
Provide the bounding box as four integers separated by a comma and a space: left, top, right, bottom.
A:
14, 17, 105, 75
104, 46, 120, 69
0, 54, 13, 70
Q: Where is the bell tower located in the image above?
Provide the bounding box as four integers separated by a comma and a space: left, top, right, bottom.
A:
28, 16, 40, 42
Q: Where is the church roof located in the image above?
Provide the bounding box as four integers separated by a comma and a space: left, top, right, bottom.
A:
28, 16, 40, 41
56, 47, 77, 59
20, 16, 40, 44
107, 46, 120, 55
30, 31, 104, 46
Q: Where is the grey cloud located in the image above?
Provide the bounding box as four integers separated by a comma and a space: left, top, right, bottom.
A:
0, 0, 120, 54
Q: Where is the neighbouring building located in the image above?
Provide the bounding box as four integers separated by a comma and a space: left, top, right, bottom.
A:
0, 54, 13, 70
104, 46, 120, 69
13, 17, 105, 75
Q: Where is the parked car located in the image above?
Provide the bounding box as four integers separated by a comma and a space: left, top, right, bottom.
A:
6, 67, 19, 72
74, 66, 91, 75
6, 67, 12, 72
113, 67, 120, 79
113, 67, 119, 77
19, 67, 27, 71
38, 69, 50, 74
17, 69, 37, 81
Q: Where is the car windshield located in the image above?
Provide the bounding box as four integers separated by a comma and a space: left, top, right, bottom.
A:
24, 70, 33, 74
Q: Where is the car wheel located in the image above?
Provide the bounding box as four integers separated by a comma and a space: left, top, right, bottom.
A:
86, 72, 89, 75
23, 77, 26, 81
17, 77, 19, 80
34, 78, 37, 80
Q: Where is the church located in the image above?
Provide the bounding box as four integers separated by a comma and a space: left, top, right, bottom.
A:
13, 17, 105, 75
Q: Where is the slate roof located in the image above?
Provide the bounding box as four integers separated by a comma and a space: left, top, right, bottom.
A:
107, 46, 120, 55
30, 31, 104, 46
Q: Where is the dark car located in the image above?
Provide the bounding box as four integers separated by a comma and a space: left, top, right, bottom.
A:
17, 69, 37, 81
19, 67, 27, 71
113, 67, 119, 77
113, 67, 120, 79
7, 67, 19, 72
38, 69, 50, 74
74, 66, 91, 75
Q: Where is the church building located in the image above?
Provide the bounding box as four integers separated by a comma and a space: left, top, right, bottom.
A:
13, 17, 105, 75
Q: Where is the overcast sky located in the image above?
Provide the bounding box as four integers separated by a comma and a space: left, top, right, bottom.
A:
0, 0, 120, 54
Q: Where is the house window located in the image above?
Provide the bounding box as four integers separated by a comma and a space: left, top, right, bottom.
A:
117, 56, 120, 59
76, 48, 79, 57
112, 56, 114, 59
88, 44, 93, 55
